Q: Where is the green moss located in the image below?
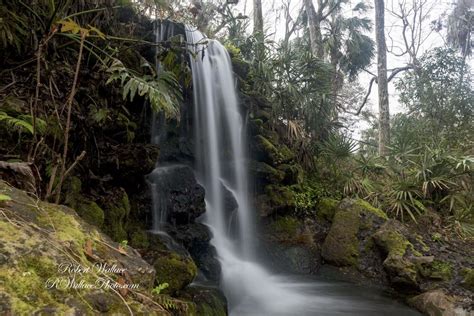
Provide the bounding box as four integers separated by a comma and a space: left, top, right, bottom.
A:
129, 230, 149, 249
63, 176, 82, 209
429, 260, 453, 280
154, 253, 197, 294
270, 217, 299, 237
415, 234, 430, 253
373, 223, 418, 286
317, 198, 339, 222
255, 135, 294, 165
0, 264, 72, 315
355, 199, 388, 220
265, 185, 296, 210
277, 164, 303, 184
38, 205, 89, 251
76, 201, 105, 227
374, 230, 410, 257
250, 162, 285, 183
321, 209, 360, 266
102, 189, 130, 241
461, 268, 474, 290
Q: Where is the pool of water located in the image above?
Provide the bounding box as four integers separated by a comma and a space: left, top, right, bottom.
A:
230, 274, 420, 316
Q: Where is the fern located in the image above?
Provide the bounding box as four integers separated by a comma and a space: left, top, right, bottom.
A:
0, 112, 46, 135
106, 58, 181, 118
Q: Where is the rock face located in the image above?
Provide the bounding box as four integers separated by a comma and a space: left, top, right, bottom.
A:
321, 199, 388, 276
0, 181, 164, 314
0, 180, 229, 315
262, 216, 321, 274
147, 165, 205, 225
373, 220, 419, 289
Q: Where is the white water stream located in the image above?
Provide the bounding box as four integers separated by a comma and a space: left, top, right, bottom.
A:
150, 21, 420, 316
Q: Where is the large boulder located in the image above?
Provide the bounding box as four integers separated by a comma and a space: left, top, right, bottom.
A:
253, 135, 294, 166
168, 223, 222, 283
147, 165, 205, 225
152, 251, 198, 295
0, 181, 166, 315
321, 199, 388, 267
262, 216, 321, 274
408, 290, 464, 316
372, 220, 419, 289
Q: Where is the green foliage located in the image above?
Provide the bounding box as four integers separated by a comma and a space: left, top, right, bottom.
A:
106, 58, 181, 118
396, 48, 473, 147
151, 282, 169, 295
0, 112, 46, 135
0, 194, 12, 202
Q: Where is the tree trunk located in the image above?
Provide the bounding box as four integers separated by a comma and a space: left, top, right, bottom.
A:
253, 0, 264, 40
304, 0, 324, 58
374, 0, 390, 156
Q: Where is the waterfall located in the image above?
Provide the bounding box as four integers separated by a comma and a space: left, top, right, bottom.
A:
149, 20, 421, 316
184, 26, 313, 315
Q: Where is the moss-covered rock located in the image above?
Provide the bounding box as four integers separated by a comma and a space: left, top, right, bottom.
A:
0, 181, 165, 315
419, 260, 453, 281
254, 135, 294, 166
277, 163, 303, 184
321, 207, 360, 266
408, 290, 459, 316
62, 177, 105, 228
373, 220, 418, 288
460, 268, 474, 290
321, 199, 387, 267
181, 286, 228, 316
63, 176, 82, 209
76, 201, 105, 227
269, 216, 299, 239
129, 229, 150, 249
249, 161, 285, 184
261, 185, 296, 216
153, 252, 197, 295
102, 188, 131, 242
316, 198, 339, 222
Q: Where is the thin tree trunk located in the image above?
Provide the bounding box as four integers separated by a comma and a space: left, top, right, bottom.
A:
253, 0, 264, 39
303, 0, 323, 58
55, 32, 86, 203
374, 0, 390, 156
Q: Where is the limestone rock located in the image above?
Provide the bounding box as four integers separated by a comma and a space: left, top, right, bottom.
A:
408, 290, 464, 316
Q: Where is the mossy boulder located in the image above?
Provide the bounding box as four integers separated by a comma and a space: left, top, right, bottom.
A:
153, 252, 197, 295
62, 177, 105, 228
181, 286, 228, 316
321, 199, 387, 267
373, 220, 418, 288
0, 181, 164, 315
408, 290, 459, 316
254, 135, 294, 166
102, 188, 130, 242
322, 206, 360, 266
63, 176, 83, 209
257, 185, 296, 216
249, 161, 285, 184
76, 201, 105, 227
316, 198, 339, 222
269, 216, 299, 240
419, 260, 453, 281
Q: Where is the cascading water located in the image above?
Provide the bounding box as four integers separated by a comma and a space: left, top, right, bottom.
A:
150, 20, 420, 316
185, 26, 315, 315
183, 27, 421, 316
